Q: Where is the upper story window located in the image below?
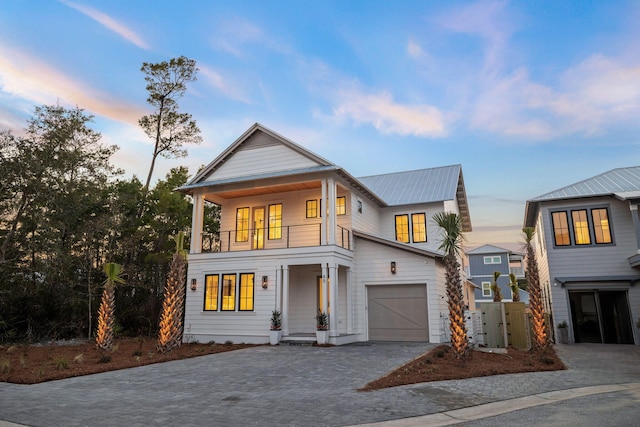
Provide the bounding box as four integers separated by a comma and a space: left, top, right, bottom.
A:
268, 204, 282, 240
483, 256, 501, 264
306, 200, 318, 218
592, 208, 612, 244
551, 211, 570, 246
236, 207, 250, 242
551, 206, 613, 247
395, 214, 410, 243
395, 212, 427, 243
411, 213, 427, 243
336, 196, 346, 215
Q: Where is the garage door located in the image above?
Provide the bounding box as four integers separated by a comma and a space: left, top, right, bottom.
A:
367, 285, 429, 342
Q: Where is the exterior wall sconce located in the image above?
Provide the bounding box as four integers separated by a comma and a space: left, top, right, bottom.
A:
262, 275, 269, 289
190, 278, 197, 291
390, 262, 396, 274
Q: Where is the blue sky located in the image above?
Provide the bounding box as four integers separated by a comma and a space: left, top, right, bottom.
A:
1, 1, 639, 248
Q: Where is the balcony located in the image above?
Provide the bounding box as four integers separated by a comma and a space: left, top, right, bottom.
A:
509, 266, 525, 277
201, 224, 351, 253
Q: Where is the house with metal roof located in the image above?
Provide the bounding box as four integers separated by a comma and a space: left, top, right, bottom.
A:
465, 244, 528, 304
524, 166, 640, 345
179, 123, 472, 345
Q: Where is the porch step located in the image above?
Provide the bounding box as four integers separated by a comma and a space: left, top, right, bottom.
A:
281, 339, 316, 346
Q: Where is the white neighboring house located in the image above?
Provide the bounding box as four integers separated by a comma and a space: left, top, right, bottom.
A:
178, 123, 472, 345
524, 166, 640, 345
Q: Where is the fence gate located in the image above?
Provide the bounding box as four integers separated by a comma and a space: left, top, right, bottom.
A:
504, 302, 529, 349
479, 302, 506, 348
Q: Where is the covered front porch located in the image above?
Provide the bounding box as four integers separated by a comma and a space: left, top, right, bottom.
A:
275, 262, 360, 345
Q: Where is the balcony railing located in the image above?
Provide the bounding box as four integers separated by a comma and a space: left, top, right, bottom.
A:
509, 266, 525, 277
201, 224, 351, 253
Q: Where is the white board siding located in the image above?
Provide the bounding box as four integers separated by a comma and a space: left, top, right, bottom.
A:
350, 192, 381, 235
184, 248, 356, 343
353, 238, 447, 343
206, 144, 320, 182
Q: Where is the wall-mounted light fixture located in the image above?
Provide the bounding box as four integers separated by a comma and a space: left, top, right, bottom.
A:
390, 262, 396, 274
190, 278, 197, 291
262, 275, 269, 289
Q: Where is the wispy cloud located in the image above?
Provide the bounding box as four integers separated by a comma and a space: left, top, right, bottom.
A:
332, 88, 446, 137
60, 0, 149, 50
0, 42, 146, 125
437, 0, 515, 76
210, 18, 290, 58
198, 65, 250, 103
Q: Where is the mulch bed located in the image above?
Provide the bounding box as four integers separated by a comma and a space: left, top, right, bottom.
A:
0, 338, 256, 384
360, 344, 566, 391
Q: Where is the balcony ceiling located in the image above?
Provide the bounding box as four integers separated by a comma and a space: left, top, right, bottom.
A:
209, 181, 321, 200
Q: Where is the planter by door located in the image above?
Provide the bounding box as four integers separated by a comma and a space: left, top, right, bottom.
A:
269, 330, 281, 345
557, 327, 568, 344
316, 330, 328, 345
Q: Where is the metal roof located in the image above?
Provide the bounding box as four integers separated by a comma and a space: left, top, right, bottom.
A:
524, 166, 640, 227
530, 166, 640, 202
358, 165, 462, 205
466, 244, 514, 255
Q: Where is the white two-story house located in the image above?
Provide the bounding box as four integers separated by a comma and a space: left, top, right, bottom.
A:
178, 123, 472, 345
524, 166, 640, 345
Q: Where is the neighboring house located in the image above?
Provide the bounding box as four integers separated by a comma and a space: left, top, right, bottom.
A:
465, 244, 527, 304
524, 166, 640, 345
178, 123, 472, 345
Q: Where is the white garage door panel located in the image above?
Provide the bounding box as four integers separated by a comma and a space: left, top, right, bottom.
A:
368, 285, 429, 342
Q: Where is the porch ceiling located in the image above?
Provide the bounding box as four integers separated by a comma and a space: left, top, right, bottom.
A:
207, 181, 321, 200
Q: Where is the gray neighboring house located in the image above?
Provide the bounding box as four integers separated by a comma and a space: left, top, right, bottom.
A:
466, 244, 527, 303
524, 166, 640, 345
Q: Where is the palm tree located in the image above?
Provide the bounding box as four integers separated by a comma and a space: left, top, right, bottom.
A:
523, 227, 547, 349
509, 273, 520, 302
96, 263, 125, 352
157, 231, 188, 353
491, 271, 503, 302
433, 212, 469, 359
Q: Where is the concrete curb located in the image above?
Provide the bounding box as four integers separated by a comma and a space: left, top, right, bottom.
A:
354, 382, 640, 426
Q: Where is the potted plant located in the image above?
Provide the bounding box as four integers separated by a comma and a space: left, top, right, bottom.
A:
315, 310, 329, 345
269, 310, 282, 345
557, 320, 569, 344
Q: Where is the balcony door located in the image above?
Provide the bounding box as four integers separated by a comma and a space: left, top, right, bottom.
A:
252, 207, 265, 250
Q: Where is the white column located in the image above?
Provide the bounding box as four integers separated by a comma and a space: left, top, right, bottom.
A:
190, 193, 204, 254
322, 263, 329, 315
321, 179, 327, 246
329, 263, 338, 336
328, 178, 336, 245
282, 265, 290, 336
275, 266, 282, 312
346, 267, 352, 334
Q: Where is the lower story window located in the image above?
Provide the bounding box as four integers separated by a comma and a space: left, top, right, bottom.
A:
482, 282, 492, 297
203, 273, 255, 312
221, 274, 236, 311
204, 275, 219, 311
239, 273, 254, 311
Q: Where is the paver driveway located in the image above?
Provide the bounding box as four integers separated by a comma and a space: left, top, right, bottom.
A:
1, 342, 639, 427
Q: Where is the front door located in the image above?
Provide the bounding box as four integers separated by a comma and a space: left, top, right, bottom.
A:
252, 207, 265, 249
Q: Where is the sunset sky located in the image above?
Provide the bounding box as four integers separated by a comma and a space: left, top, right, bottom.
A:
1, 1, 639, 248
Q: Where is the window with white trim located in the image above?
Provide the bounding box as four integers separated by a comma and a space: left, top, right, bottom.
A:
483, 256, 501, 264
482, 282, 492, 297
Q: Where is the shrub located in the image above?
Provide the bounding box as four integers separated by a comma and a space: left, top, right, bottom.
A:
54, 356, 68, 370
